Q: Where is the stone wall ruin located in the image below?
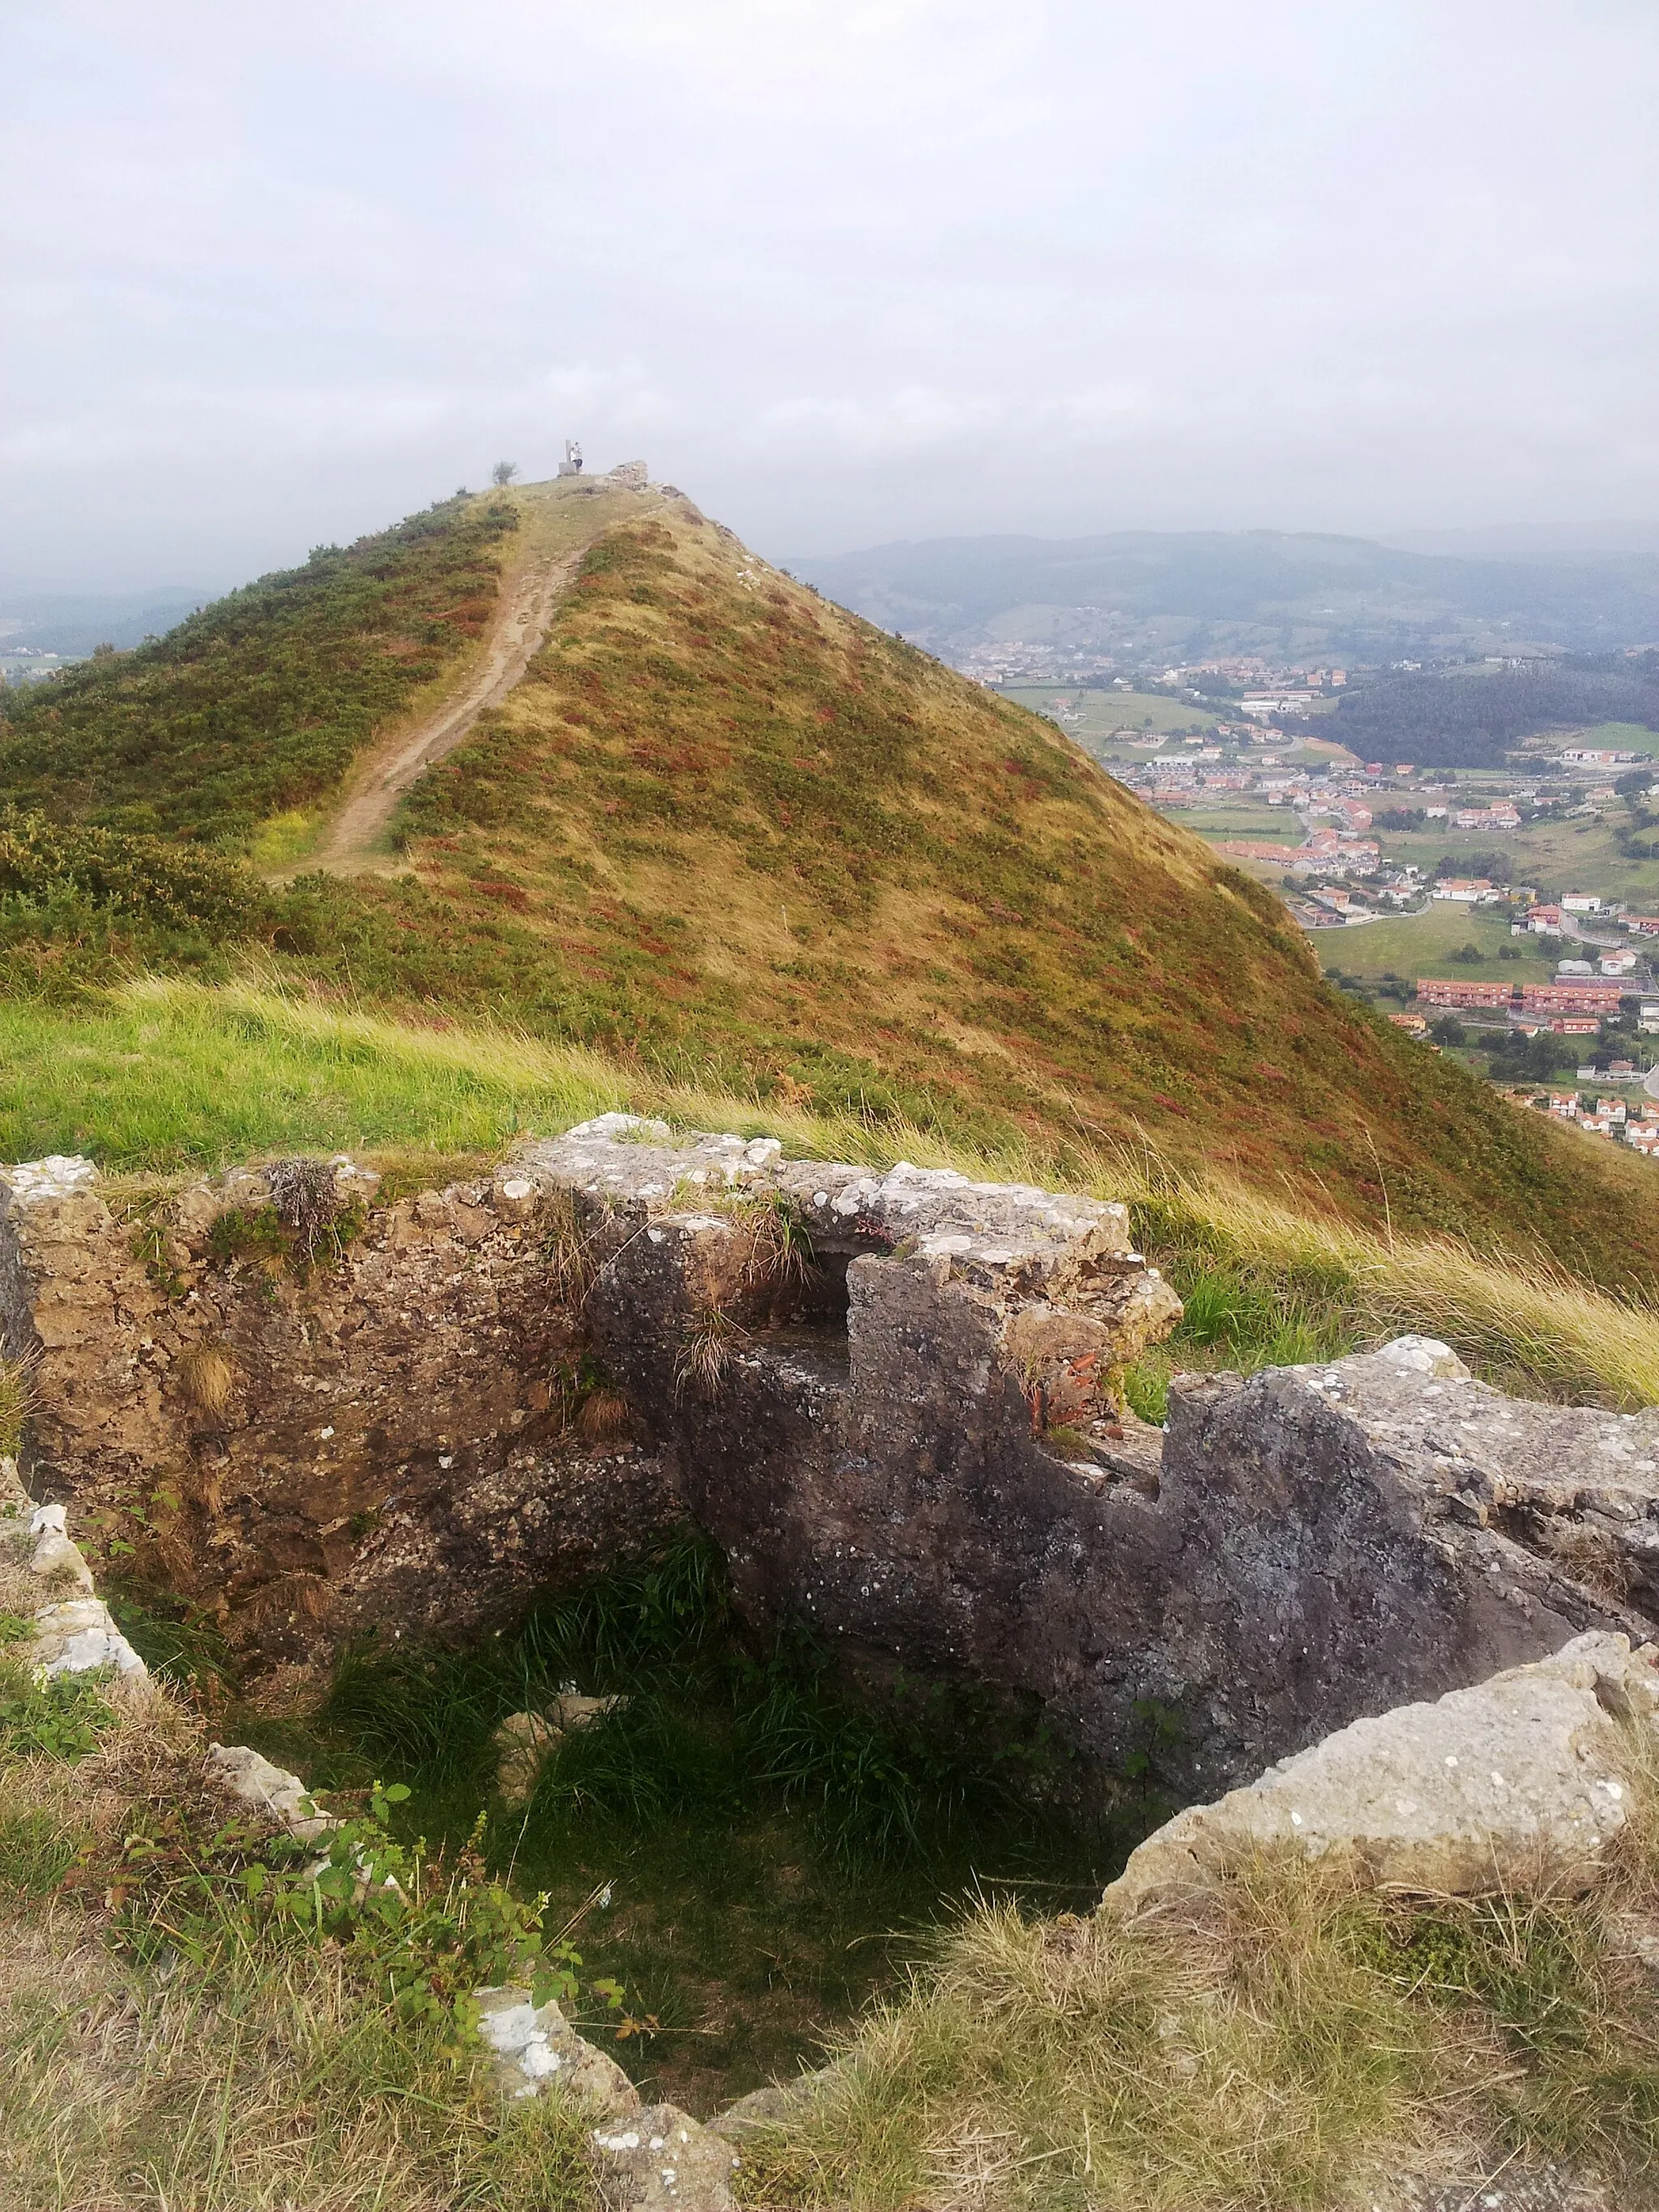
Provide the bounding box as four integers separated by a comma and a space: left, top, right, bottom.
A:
5, 1120, 1658, 1792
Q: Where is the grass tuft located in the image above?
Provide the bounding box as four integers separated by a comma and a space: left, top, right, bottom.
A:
0, 1350, 34, 1458
675, 1303, 742, 1400
175, 1340, 237, 1417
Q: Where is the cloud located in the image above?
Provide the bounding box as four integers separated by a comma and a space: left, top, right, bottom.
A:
3, 0, 1657, 583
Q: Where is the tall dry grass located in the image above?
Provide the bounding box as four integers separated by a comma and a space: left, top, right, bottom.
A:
0, 1715, 597, 2212
734, 1797, 1659, 2212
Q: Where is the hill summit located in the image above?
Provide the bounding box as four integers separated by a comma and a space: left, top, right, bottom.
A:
2, 473, 1657, 1281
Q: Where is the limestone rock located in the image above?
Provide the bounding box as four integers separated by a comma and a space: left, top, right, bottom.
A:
473, 1985, 640, 2114
26, 1502, 96, 1595
207, 1741, 339, 1840
0, 1155, 100, 1203
28, 1597, 148, 1686
706, 2075, 825, 2139
1111, 1631, 1659, 1906
591, 2103, 740, 2210
493, 1694, 625, 1805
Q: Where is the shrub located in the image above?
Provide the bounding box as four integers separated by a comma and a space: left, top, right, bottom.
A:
0, 498, 519, 844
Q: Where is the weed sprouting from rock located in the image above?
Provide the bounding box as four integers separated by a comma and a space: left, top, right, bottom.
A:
541, 1186, 605, 1310
0, 1350, 36, 1457
675, 1302, 741, 1400
266, 1157, 343, 1261
174, 1340, 237, 1417
575, 1387, 632, 1443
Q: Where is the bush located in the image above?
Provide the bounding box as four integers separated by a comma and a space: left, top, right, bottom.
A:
0, 498, 519, 845
0, 809, 264, 931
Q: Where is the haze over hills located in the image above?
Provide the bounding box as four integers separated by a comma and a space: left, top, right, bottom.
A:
788, 530, 1659, 665
0, 589, 214, 659
4, 475, 1659, 1281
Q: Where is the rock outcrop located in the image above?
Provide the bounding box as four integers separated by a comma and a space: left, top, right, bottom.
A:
1111, 1630, 1659, 1904
11, 1126, 1659, 1789
592, 2105, 741, 2210
1, 1458, 150, 1692
474, 1987, 641, 2114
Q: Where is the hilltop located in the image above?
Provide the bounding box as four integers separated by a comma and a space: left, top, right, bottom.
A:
4, 476, 1659, 1283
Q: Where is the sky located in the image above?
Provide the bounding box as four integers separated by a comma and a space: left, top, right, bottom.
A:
4, 0, 1658, 591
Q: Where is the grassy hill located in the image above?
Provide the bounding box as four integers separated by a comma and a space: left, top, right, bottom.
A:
5, 478, 1659, 1288
0, 493, 519, 842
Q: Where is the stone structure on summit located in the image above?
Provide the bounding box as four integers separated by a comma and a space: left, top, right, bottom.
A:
3, 1122, 1657, 1791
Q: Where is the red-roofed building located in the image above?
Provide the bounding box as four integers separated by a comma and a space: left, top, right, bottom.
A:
1416, 979, 1512, 1008
1521, 983, 1623, 1016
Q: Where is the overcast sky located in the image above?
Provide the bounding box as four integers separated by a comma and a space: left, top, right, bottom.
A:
4, 0, 1657, 591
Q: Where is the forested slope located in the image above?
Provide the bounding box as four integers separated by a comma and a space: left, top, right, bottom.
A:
1333, 655, 1659, 767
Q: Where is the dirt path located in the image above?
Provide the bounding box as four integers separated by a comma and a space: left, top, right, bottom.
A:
293, 497, 616, 877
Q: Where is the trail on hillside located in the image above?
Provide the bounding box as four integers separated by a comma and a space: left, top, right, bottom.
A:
294, 528, 596, 876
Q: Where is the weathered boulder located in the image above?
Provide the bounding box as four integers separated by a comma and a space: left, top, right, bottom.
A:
28, 1597, 148, 1686
474, 1986, 640, 2114
493, 1693, 625, 1805
591, 2103, 741, 2210
207, 1741, 339, 1840
22, 1502, 96, 1595
1149, 1335, 1659, 1784
0, 1460, 148, 1690
1111, 1630, 1659, 1905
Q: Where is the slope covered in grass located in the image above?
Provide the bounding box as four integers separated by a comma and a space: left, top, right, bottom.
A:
6, 477, 1659, 1285
293, 487, 1659, 1279
0, 493, 519, 842
7, 976, 1659, 1410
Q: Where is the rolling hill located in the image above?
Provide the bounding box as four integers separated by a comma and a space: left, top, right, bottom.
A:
789, 529, 1659, 663
5, 475, 1659, 1285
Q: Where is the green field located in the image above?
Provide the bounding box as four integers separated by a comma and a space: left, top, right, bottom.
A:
1383, 816, 1659, 912
1314, 905, 1556, 985
1557, 720, 1659, 759
1174, 801, 1299, 841
1002, 687, 1218, 740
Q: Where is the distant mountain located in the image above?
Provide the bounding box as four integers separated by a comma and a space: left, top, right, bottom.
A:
1380, 522, 1659, 564
0, 589, 214, 659
786, 530, 1659, 662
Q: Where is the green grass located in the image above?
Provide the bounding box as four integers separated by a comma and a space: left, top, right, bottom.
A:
1316, 903, 1556, 984
1120, 1253, 1357, 1425
229, 1534, 1126, 2113
999, 687, 1218, 740
0, 974, 629, 1171
0, 495, 518, 846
